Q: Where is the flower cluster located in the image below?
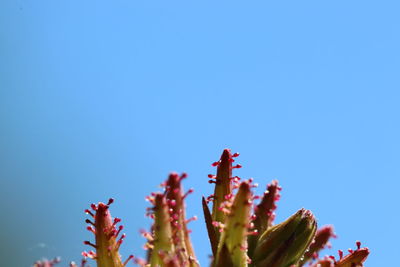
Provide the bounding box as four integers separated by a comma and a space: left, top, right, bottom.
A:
35, 149, 369, 267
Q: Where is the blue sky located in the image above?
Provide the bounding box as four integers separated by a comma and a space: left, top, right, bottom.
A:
1, 1, 399, 266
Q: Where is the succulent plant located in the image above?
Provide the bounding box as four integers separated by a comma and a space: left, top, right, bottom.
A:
35, 149, 369, 267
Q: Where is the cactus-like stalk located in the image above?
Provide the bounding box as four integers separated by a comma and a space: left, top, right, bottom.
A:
138, 173, 200, 267
247, 180, 281, 258
310, 242, 369, 267
148, 194, 174, 266
34, 149, 369, 267
298, 225, 336, 265
209, 149, 237, 225
165, 173, 198, 267
214, 181, 252, 267
83, 198, 133, 267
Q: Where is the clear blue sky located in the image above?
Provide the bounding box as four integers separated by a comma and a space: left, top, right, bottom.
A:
0, 1, 398, 266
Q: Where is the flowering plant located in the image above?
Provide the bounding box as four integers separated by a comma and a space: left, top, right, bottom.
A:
35, 149, 369, 267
